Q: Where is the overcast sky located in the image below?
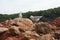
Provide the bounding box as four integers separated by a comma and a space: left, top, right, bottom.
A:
0, 0, 60, 14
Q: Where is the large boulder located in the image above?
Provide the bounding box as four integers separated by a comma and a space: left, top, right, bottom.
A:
39, 34, 55, 40
54, 30, 60, 39
13, 18, 33, 31
10, 26, 20, 35
0, 27, 8, 33
53, 17, 60, 27
34, 22, 52, 35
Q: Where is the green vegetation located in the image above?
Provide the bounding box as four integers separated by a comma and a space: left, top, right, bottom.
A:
22, 7, 60, 22
0, 13, 19, 22
0, 7, 60, 22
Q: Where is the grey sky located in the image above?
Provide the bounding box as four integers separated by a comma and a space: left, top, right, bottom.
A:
0, 0, 60, 14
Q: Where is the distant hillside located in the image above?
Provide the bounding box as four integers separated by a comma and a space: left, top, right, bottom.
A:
22, 7, 60, 22
0, 7, 60, 22
0, 13, 19, 22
